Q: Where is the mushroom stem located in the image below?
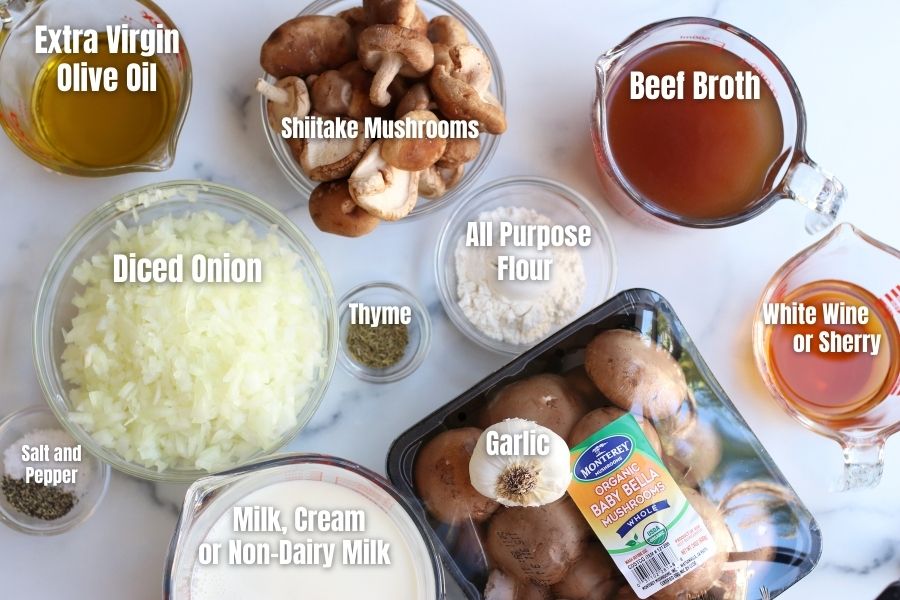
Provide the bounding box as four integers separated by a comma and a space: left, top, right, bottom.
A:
256, 79, 291, 105
370, 54, 404, 107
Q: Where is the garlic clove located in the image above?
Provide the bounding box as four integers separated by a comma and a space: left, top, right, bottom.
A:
469, 418, 572, 508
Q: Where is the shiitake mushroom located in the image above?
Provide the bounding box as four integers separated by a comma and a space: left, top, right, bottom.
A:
584, 329, 689, 422
414, 427, 499, 524
486, 498, 591, 586
479, 373, 588, 439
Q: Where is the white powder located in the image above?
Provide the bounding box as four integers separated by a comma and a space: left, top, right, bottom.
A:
454, 206, 586, 345
3, 428, 90, 496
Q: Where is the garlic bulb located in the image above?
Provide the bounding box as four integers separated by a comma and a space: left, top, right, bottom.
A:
469, 418, 571, 507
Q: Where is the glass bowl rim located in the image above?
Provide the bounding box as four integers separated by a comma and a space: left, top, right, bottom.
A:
337, 281, 433, 383
32, 180, 339, 482
258, 0, 506, 222
0, 404, 111, 535
434, 175, 618, 355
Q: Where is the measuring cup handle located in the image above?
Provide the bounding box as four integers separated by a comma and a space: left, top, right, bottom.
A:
782, 157, 847, 234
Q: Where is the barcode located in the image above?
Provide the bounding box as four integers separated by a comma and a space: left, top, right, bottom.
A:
629, 543, 680, 585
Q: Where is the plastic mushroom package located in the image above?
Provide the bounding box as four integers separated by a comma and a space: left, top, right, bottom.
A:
256, 0, 509, 234
388, 289, 822, 600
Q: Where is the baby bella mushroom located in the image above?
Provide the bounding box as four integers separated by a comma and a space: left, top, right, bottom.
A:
260, 16, 355, 78
358, 24, 435, 107
255, 76, 310, 130
469, 418, 572, 508
381, 109, 447, 171
349, 140, 419, 220
309, 179, 380, 237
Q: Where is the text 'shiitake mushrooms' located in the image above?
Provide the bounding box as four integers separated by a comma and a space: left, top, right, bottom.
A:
358, 24, 434, 106
430, 45, 506, 134
584, 329, 689, 422
479, 373, 588, 439
308, 180, 379, 237
289, 124, 371, 181
381, 109, 447, 171
486, 498, 591, 586
260, 16, 355, 78
568, 407, 663, 456
348, 140, 419, 220
256, 76, 310, 130
414, 427, 500, 524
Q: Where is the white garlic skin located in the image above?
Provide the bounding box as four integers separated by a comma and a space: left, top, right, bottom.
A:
469, 418, 572, 508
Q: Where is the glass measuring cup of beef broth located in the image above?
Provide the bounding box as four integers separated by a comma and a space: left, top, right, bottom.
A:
592, 17, 845, 233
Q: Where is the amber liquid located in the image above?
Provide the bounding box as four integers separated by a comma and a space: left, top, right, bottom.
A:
765, 280, 899, 423
31, 37, 175, 168
607, 42, 785, 220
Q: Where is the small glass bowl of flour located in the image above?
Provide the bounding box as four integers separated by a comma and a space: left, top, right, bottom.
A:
435, 176, 617, 354
0, 405, 110, 534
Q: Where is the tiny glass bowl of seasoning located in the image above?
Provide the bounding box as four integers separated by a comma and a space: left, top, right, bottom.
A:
0, 406, 110, 535
338, 282, 432, 383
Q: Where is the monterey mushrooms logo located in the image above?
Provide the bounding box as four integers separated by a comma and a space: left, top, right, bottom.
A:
574, 434, 634, 482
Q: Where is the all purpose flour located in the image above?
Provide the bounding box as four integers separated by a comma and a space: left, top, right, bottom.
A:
454, 206, 587, 345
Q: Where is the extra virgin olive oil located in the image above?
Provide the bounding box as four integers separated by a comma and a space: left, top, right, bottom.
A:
32, 36, 175, 168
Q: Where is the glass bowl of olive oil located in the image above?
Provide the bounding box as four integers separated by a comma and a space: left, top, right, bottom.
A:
0, 0, 191, 175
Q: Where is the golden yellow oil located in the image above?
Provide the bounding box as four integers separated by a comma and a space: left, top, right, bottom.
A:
32, 36, 176, 169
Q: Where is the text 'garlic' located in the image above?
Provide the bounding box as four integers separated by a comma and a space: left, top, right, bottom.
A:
469, 418, 571, 507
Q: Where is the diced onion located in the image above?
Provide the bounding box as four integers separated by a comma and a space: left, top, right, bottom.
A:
62, 211, 326, 472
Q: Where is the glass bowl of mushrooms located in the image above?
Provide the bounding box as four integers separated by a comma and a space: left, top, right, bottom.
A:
257, 0, 506, 233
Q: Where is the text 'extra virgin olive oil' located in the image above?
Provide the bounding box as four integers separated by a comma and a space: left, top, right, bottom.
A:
31, 36, 175, 169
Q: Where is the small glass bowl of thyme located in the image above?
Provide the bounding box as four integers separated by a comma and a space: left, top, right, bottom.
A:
338, 282, 432, 383
0, 405, 110, 535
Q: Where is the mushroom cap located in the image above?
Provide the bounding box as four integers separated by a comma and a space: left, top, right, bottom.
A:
336, 6, 369, 39
419, 163, 463, 198
381, 109, 447, 171
340, 61, 389, 119
448, 44, 493, 94
260, 16, 355, 78
310, 70, 352, 116
395, 82, 434, 117
567, 407, 663, 456
437, 135, 480, 167
363, 0, 417, 28
309, 180, 380, 237
430, 63, 507, 134
550, 545, 618, 600
289, 127, 372, 182
357, 24, 435, 76
428, 15, 469, 46
348, 140, 419, 220
584, 329, 689, 422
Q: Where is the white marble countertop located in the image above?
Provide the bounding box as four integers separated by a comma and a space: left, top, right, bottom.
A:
1, 0, 899, 598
